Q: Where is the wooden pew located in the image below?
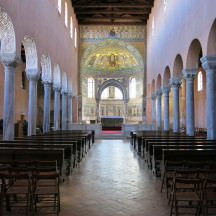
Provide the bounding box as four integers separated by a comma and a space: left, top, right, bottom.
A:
0, 147, 65, 176
0, 142, 77, 175
152, 144, 216, 176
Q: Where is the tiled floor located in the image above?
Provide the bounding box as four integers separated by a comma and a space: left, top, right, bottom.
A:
60, 139, 170, 216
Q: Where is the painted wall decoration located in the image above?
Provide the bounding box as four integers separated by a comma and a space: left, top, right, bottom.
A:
80, 25, 145, 41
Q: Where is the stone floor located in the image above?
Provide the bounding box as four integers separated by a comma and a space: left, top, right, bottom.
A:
60, 139, 170, 216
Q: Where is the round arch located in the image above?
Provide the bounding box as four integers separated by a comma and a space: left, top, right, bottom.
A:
41, 54, 52, 83
173, 54, 184, 77
0, 7, 16, 53
163, 66, 171, 85
53, 64, 61, 88
22, 35, 38, 76
156, 74, 162, 89
97, 79, 127, 101
62, 72, 67, 91
151, 79, 155, 93
186, 39, 203, 68
207, 19, 216, 55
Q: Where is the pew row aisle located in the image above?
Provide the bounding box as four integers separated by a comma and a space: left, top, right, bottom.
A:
0, 130, 94, 216
130, 130, 216, 216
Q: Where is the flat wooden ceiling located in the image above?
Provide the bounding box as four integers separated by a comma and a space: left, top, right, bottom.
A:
71, 0, 154, 25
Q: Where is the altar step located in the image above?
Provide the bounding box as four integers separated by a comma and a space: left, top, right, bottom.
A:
97, 134, 126, 139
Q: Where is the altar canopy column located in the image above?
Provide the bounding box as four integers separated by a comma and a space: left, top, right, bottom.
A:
183, 69, 197, 136
162, 85, 170, 131
0, 54, 19, 140
156, 89, 162, 129
26, 70, 39, 136
170, 77, 182, 133
43, 82, 52, 133
61, 89, 68, 130
53, 86, 61, 130
201, 55, 216, 140
68, 91, 73, 125
151, 92, 156, 128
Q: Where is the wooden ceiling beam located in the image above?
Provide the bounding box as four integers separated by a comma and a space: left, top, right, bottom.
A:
79, 22, 146, 25
73, 4, 153, 9
78, 16, 147, 21
75, 10, 150, 15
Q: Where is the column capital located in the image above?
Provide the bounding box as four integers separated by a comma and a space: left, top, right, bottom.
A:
61, 88, 68, 95
53, 84, 61, 92
201, 55, 216, 70
183, 68, 198, 80
156, 89, 162, 97
151, 92, 156, 100
162, 85, 170, 95
42, 81, 52, 87
170, 77, 182, 88
25, 69, 40, 81
68, 90, 73, 97
0, 53, 20, 67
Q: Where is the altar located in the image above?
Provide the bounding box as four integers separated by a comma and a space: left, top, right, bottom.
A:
101, 116, 124, 130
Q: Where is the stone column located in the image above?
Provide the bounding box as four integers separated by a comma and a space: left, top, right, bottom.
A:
26, 70, 39, 136
61, 89, 68, 130
96, 99, 100, 123
162, 85, 170, 131
67, 91, 73, 125
53, 86, 61, 130
170, 77, 182, 133
151, 92, 156, 128
42, 82, 52, 133
183, 69, 197, 136
201, 55, 216, 139
156, 89, 162, 129
0, 54, 19, 140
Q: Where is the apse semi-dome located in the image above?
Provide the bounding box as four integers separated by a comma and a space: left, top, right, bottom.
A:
81, 40, 143, 73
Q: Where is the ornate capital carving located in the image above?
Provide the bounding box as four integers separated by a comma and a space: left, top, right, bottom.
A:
162, 85, 170, 95
25, 69, 40, 81
151, 92, 156, 100
43, 82, 52, 88
68, 90, 73, 97
53, 84, 61, 92
0, 53, 20, 67
61, 88, 68, 95
156, 89, 162, 97
170, 77, 182, 88
183, 68, 197, 80
201, 55, 216, 71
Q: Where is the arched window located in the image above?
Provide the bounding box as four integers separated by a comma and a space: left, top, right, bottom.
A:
152, 16, 155, 36
130, 77, 136, 98
57, 0, 61, 13
163, 0, 168, 11
198, 71, 203, 91
101, 88, 109, 99
115, 87, 123, 99
75, 28, 77, 48
87, 78, 94, 98
65, 2, 68, 27
70, 16, 73, 38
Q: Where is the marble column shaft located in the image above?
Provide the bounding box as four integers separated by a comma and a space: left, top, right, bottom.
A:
183, 69, 197, 136
67, 92, 73, 124
0, 54, 19, 140
151, 93, 156, 127
43, 82, 52, 133
156, 89, 162, 129
62, 90, 68, 130
162, 85, 170, 131
201, 55, 216, 140
170, 77, 182, 133
53, 86, 61, 131
27, 71, 39, 136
